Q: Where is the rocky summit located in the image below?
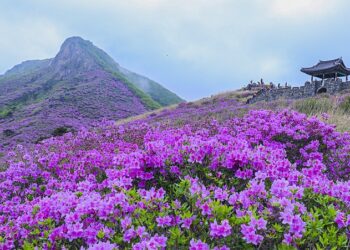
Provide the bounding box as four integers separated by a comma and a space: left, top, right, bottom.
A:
0, 36, 183, 150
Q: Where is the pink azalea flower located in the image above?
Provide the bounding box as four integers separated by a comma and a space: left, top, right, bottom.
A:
210, 220, 232, 238
189, 239, 210, 250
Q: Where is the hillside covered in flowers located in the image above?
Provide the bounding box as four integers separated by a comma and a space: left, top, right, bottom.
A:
0, 36, 183, 151
2, 96, 350, 249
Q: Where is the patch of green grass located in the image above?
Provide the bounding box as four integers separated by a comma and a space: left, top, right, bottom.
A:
338, 96, 350, 114
294, 97, 333, 115
137, 78, 183, 106
109, 71, 161, 110
51, 126, 72, 137
0, 108, 13, 118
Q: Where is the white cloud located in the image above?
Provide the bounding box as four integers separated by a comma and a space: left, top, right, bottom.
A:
0, 0, 349, 99
268, 0, 342, 20
0, 18, 63, 72
259, 56, 288, 78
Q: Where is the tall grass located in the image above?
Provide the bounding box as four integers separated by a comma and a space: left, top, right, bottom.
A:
338, 96, 350, 113
293, 94, 350, 132
293, 95, 333, 115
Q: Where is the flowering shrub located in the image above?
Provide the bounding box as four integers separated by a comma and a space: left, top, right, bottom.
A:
1, 109, 350, 249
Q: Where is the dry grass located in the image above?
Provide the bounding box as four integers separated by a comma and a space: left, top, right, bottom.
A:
326, 113, 350, 132
292, 93, 350, 132
116, 88, 255, 125
200, 89, 256, 103
115, 104, 179, 125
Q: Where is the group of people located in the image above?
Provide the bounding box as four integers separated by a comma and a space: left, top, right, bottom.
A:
244, 79, 289, 91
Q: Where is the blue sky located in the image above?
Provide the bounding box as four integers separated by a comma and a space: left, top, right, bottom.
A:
0, 0, 350, 100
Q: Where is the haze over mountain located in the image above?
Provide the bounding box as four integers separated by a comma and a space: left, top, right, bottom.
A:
0, 36, 183, 149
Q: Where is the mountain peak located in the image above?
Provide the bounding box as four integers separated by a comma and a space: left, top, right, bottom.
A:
64, 36, 87, 42
50, 36, 109, 76
0, 36, 183, 149
60, 36, 93, 49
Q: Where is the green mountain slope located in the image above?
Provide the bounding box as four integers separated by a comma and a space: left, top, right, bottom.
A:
117, 66, 184, 106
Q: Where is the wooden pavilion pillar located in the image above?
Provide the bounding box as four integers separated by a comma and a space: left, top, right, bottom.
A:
322, 74, 325, 86
311, 75, 314, 83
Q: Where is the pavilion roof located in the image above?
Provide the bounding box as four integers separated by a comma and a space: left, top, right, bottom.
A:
301, 58, 350, 78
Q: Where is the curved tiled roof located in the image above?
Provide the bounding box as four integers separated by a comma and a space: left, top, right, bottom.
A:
301, 58, 350, 78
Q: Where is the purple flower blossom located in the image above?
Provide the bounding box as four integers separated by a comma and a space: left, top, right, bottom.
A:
335, 212, 346, 228
289, 215, 306, 238
1, 109, 350, 249
213, 246, 230, 250
210, 220, 232, 238
156, 216, 172, 227
121, 216, 132, 231
170, 166, 181, 175
189, 239, 210, 250
87, 241, 117, 250
214, 188, 228, 201
146, 234, 167, 249
181, 217, 194, 229
123, 227, 137, 243
135, 226, 148, 238
241, 224, 263, 245
251, 217, 267, 230
283, 233, 293, 245
200, 202, 212, 216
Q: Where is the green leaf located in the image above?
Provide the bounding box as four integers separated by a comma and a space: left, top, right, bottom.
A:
75, 191, 83, 198
32, 205, 40, 216
97, 230, 105, 239
27, 194, 33, 201
181, 210, 193, 219
327, 206, 337, 219
30, 228, 40, 235
319, 234, 328, 247
170, 227, 182, 238
277, 243, 297, 250
273, 223, 284, 233
23, 241, 35, 250
111, 234, 123, 244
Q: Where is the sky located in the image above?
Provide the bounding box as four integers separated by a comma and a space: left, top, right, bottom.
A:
1, 0, 350, 100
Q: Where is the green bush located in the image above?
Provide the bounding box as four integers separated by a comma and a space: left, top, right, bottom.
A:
51, 126, 71, 137
3, 129, 15, 137
0, 108, 13, 119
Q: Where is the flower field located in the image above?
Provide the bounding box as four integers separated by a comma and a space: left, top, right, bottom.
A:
2, 108, 350, 249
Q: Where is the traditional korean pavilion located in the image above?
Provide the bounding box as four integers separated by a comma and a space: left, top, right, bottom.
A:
301, 58, 350, 81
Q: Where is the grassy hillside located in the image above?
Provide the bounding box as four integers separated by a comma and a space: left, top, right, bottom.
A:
109, 71, 162, 110
117, 88, 350, 132
117, 67, 184, 106
292, 92, 350, 132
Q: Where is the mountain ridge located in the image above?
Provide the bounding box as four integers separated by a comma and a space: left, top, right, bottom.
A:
1, 36, 183, 107
0, 36, 183, 149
